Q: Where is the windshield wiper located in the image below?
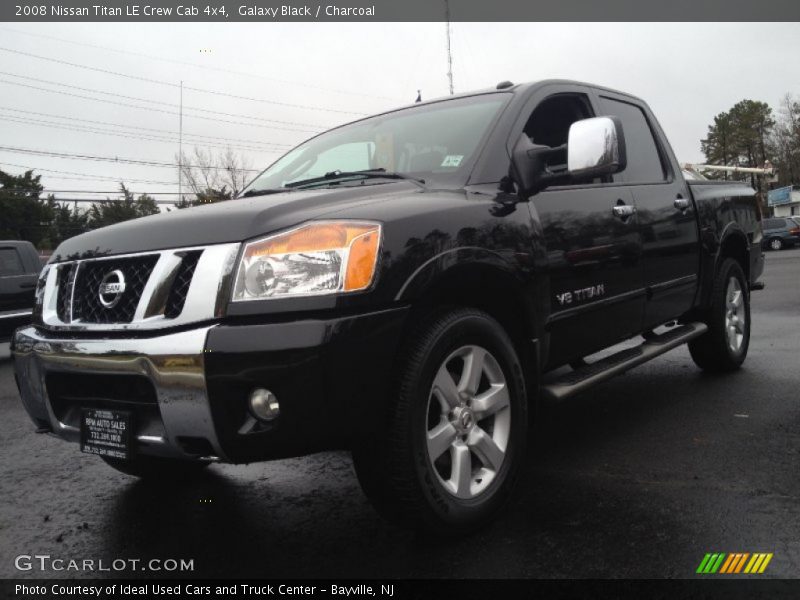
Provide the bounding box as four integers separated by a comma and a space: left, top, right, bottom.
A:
285, 169, 426, 190
239, 188, 296, 198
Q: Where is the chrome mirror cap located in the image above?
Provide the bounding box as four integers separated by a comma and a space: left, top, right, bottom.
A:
567, 116, 626, 178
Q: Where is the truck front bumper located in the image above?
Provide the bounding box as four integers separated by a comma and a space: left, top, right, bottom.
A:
12, 307, 408, 463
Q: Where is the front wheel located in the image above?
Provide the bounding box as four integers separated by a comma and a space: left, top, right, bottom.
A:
689, 258, 750, 372
768, 237, 783, 251
352, 308, 528, 535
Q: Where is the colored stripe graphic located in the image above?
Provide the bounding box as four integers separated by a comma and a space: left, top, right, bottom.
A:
700, 553, 774, 574
719, 554, 736, 573
697, 554, 713, 574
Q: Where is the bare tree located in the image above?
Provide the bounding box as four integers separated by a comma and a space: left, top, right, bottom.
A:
770, 94, 800, 186
174, 146, 254, 205
220, 147, 253, 197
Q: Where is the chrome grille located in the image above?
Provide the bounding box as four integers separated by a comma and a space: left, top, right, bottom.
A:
42, 243, 239, 331
164, 251, 202, 319
71, 255, 158, 324
55, 263, 75, 322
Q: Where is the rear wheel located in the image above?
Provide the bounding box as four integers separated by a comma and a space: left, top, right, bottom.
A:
352, 308, 528, 535
689, 258, 750, 372
102, 455, 210, 480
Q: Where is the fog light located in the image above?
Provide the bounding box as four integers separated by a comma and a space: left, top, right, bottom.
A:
249, 388, 280, 421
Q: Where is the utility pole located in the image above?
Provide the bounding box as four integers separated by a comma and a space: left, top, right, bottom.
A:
444, 0, 454, 95
178, 80, 183, 204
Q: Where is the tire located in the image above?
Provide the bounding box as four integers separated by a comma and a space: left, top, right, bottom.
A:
101, 455, 210, 480
352, 308, 528, 535
768, 237, 783, 251
688, 258, 750, 372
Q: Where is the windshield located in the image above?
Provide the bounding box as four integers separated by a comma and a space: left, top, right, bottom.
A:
241, 93, 509, 194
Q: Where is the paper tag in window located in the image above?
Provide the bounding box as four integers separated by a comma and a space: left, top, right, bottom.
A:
441, 155, 464, 167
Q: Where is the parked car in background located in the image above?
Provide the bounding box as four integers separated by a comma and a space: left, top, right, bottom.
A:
0, 241, 41, 341
761, 217, 800, 251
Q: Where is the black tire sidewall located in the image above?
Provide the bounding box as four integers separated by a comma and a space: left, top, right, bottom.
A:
403, 312, 527, 529
710, 259, 751, 366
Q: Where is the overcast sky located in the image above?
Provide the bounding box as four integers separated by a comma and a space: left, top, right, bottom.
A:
1, 22, 799, 206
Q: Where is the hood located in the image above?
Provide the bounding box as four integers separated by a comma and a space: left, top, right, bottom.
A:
51, 182, 423, 261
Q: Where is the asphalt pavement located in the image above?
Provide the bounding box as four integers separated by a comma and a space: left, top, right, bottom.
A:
1, 249, 798, 579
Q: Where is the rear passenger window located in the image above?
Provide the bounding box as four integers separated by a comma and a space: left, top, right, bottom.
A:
0, 248, 24, 276
598, 97, 666, 183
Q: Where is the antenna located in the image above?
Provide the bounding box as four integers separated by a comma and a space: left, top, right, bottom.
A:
178, 80, 183, 204
444, 0, 454, 95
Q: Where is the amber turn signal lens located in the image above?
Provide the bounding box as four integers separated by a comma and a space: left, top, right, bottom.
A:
345, 230, 381, 291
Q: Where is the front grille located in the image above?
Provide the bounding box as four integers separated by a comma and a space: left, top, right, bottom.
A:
72, 255, 158, 324
164, 251, 202, 319
55, 264, 74, 322
44, 242, 234, 329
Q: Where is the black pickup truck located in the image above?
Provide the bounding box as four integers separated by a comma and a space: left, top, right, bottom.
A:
13, 80, 763, 533
1, 240, 40, 341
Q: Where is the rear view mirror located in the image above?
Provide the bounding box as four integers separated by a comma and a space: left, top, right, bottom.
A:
567, 116, 626, 179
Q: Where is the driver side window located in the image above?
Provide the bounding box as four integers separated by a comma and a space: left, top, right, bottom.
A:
523, 93, 614, 186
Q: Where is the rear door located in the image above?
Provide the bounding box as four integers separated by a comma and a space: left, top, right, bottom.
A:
594, 92, 700, 329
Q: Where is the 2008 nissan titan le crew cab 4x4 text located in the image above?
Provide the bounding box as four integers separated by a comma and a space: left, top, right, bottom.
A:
13, 80, 764, 533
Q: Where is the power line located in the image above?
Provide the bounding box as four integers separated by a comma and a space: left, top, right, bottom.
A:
0, 72, 325, 132
0, 29, 398, 102
5, 186, 198, 196
0, 145, 263, 172
41, 190, 195, 195
0, 114, 282, 154
0, 46, 371, 116
0, 106, 292, 150
0, 161, 178, 185
0, 145, 262, 170
44, 197, 178, 206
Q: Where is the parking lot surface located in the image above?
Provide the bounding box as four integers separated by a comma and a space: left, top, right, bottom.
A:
1, 249, 798, 579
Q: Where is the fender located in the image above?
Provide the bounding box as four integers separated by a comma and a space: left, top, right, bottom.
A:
394, 246, 525, 302
696, 221, 750, 309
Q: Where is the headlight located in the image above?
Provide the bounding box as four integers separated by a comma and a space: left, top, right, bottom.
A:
232, 221, 382, 301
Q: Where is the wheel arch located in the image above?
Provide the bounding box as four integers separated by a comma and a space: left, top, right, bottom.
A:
395, 249, 540, 396
717, 226, 750, 282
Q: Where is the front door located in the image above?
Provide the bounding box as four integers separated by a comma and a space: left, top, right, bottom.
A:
516, 89, 645, 367
533, 186, 643, 366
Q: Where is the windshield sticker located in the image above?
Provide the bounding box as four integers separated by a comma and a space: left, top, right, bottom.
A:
441, 155, 464, 168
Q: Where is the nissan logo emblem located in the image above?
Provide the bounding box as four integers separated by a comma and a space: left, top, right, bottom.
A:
98, 269, 126, 308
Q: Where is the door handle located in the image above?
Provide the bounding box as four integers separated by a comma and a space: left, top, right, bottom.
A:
674, 197, 690, 211
612, 204, 636, 219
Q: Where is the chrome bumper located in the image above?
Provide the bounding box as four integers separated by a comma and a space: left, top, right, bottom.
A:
12, 325, 226, 461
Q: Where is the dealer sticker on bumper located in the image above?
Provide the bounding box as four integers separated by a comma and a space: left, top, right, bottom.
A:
80, 409, 132, 460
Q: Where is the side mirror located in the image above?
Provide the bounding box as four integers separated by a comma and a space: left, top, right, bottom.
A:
567, 116, 626, 179
511, 135, 568, 197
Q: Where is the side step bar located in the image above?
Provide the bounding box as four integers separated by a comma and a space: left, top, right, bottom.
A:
541, 322, 708, 403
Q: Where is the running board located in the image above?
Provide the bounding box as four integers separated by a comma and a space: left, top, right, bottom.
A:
541, 322, 708, 403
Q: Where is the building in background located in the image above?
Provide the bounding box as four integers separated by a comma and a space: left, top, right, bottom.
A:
768, 186, 800, 217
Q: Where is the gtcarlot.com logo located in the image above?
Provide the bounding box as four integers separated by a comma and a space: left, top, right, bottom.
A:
697, 552, 773, 574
